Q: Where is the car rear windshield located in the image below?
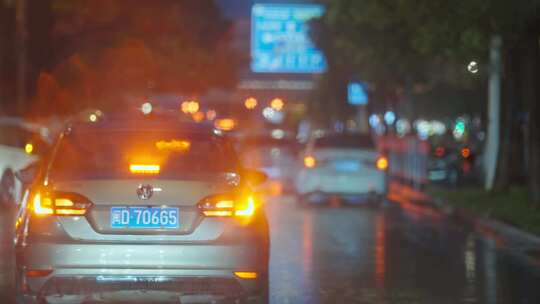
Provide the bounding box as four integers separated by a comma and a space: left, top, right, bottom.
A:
0, 125, 44, 149
315, 134, 375, 150
49, 130, 238, 180
242, 136, 298, 152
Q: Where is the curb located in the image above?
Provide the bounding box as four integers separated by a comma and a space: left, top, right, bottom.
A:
389, 182, 540, 271
452, 206, 540, 272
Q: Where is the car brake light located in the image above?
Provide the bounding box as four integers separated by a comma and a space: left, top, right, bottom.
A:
461, 147, 471, 159
304, 156, 316, 168
376, 156, 389, 171
32, 191, 92, 216
199, 194, 257, 218
129, 164, 160, 174
25, 269, 53, 278
435, 146, 445, 158
33, 193, 53, 215
235, 196, 255, 216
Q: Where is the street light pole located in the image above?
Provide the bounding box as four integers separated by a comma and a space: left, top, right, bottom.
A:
484, 35, 502, 191
15, 0, 28, 114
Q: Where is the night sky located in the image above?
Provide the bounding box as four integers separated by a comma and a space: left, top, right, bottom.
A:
216, 0, 316, 19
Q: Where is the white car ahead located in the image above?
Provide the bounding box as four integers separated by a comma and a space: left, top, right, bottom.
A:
0, 117, 51, 207
295, 133, 388, 205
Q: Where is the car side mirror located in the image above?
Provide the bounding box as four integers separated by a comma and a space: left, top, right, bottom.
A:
242, 169, 268, 187
15, 162, 40, 185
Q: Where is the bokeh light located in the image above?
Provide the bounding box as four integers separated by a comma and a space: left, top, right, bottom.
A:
270, 98, 284, 111
245, 97, 258, 110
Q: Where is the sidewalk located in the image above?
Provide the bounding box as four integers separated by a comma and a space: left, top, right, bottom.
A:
388, 181, 540, 272
0, 209, 15, 295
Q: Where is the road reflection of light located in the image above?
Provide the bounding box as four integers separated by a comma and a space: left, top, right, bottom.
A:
387, 182, 442, 221
375, 215, 386, 291
484, 238, 498, 304
463, 235, 477, 302
302, 211, 313, 273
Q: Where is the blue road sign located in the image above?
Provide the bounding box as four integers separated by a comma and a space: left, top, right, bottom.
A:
348, 82, 368, 105
251, 4, 327, 74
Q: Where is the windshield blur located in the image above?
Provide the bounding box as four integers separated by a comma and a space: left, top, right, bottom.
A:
1, 1, 540, 303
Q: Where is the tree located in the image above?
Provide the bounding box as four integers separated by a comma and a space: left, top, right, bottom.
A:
0, 0, 16, 114
3, 0, 245, 116
310, 0, 485, 122
313, 0, 540, 204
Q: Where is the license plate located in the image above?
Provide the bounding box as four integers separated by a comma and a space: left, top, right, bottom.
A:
110, 207, 179, 229
429, 170, 447, 181
333, 160, 361, 172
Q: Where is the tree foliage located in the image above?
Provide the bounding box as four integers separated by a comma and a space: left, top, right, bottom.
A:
4, 0, 245, 116
310, 0, 540, 121
313, 0, 540, 202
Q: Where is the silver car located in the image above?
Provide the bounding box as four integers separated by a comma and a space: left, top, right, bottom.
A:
14, 115, 269, 303
238, 133, 300, 195
295, 133, 388, 205
0, 117, 51, 207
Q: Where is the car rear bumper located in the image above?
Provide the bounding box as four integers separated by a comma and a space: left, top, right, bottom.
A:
20, 273, 261, 304
295, 169, 386, 196
298, 191, 384, 204
18, 242, 266, 302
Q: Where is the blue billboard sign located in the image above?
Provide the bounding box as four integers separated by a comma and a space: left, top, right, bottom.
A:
251, 4, 327, 74
348, 82, 368, 105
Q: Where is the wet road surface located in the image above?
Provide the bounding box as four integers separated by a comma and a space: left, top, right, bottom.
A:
0, 208, 15, 303
266, 197, 540, 304
1, 198, 539, 303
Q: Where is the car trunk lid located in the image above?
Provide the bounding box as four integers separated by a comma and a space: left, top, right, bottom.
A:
313, 148, 379, 173
51, 179, 235, 239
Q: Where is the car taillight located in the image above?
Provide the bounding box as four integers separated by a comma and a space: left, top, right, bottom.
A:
199, 194, 257, 218
32, 191, 92, 216
304, 156, 316, 168
129, 164, 160, 174
376, 156, 389, 171
435, 146, 445, 158
461, 147, 471, 159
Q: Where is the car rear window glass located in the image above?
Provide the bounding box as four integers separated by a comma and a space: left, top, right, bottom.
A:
0, 126, 38, 149
241, 137, 298, 153
315, 134, 375, 149
49, 130, 238, 180
242, 137, 295, 148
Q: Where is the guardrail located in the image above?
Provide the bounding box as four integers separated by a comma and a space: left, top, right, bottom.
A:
379, 135, 430, 190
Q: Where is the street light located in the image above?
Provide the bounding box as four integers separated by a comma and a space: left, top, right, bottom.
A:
141, 102, 153, 115
89, 113, 98, 122
384, 111, 396, 125
270, 98, 284, 111
244, 97, 258, 110
181, 101, 190, 114
467, 60, 479, 74
188, 101, 199, 114
181, 100, 199, 114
